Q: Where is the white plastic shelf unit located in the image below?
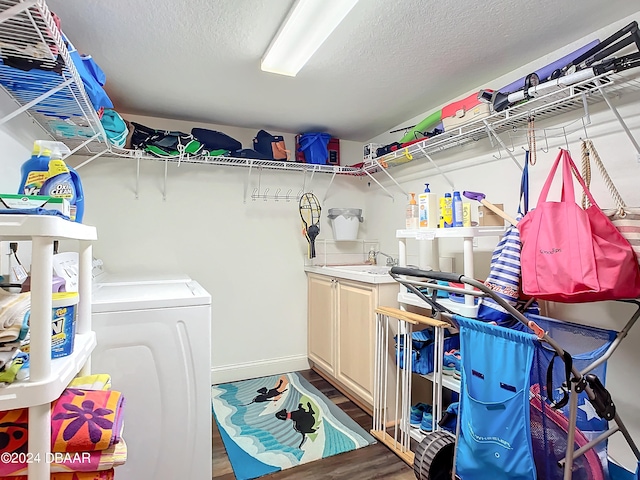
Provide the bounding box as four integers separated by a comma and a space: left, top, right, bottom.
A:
365, 69, 640, 174
0, 0, 108, 158
396, 226, 505, 317
0, 214, 97, 480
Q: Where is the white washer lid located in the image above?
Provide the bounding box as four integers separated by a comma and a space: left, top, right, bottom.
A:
93, 272, 192, 285
91, 280, 211, 312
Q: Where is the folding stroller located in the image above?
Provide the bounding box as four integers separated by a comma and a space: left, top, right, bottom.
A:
387, 266, 640, 480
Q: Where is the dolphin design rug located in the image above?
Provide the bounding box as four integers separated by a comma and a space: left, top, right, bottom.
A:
212, 372, 376, 480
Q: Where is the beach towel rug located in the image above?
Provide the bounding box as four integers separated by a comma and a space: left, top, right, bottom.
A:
211, 372, 376, 480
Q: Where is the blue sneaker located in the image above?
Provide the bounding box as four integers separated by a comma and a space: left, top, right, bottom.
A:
410, 402, 432, 427
443, 349, 461, 376
420, 409, 434, 433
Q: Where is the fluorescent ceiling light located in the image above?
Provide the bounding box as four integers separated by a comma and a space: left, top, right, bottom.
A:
261, 0, 360, 77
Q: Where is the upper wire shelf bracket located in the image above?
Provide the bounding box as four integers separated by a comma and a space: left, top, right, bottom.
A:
108, 146, 362, 175
0, 0, 108, 155
365, 70, 640, 172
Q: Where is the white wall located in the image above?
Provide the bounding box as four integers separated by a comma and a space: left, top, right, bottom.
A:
362, 10, 640, 469
68, 114, 369, 384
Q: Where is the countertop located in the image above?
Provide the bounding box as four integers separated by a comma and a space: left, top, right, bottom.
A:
304, 264, 398, 285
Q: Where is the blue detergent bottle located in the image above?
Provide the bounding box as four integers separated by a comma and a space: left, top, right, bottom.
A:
18, 142, 50, 195
39, 142, 84, 222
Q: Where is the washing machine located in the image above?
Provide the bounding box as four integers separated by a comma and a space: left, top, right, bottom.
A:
91, 275, 212, 480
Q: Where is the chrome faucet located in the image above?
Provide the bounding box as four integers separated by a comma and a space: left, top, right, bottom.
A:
368, 250, 398, 266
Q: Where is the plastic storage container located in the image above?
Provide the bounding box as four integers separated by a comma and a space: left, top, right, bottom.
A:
327, 208, 364, 241
298, 133, 332, 165
22, 292, 78, 359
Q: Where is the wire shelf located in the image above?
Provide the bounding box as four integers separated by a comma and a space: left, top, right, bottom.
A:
367, 70, 640, 172
107, 146, 362, 174
0, 0, 107, 154
0, 0, 639, 179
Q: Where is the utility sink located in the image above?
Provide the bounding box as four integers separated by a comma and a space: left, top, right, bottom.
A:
325, 265, 391, 275
305, 264, 396, 284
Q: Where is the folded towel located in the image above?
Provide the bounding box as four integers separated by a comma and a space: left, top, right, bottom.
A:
0, 390, 125, 458
0, 341, 20, 352
68, 374, 112, 391
0, 440, 126, 476
52, 389, 125, 452
0, 290, 29, 330
0, 468, 114, 479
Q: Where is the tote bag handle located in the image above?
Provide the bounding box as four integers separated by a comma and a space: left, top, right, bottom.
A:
538, 149, 600, 209
580, 139, 627, 214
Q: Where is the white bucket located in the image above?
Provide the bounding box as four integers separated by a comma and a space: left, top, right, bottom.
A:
328, 208, 364, 241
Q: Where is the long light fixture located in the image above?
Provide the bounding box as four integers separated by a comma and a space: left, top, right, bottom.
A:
261, 0, 360, 77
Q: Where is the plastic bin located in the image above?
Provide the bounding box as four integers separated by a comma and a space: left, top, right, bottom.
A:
22, 292, 78, 359
298, 132, 332, 164
327, 208, 363, 241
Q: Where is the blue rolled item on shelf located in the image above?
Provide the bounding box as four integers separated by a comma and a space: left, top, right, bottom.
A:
298, 132, 332, 164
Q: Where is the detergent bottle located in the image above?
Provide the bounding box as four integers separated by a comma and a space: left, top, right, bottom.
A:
39, 141, 84, 222
18, 141, 50, 196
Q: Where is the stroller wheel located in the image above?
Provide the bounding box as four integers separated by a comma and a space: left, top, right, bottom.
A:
413, 430, 456, 480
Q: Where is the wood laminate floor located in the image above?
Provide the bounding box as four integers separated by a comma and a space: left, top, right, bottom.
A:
212, 370, 415, 480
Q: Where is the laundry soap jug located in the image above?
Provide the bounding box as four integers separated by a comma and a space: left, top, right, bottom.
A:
418, 183, 438, 229
39, 142, 84, 222
18, 142, 50, 196
406, 193, 418, 229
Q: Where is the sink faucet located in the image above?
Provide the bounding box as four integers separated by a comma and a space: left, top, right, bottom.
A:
368, 250, 398, 266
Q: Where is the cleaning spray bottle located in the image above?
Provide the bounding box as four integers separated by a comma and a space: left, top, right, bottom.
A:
18, 141, 49, 196
406, 193, 418, 229
38, 141, 84, 222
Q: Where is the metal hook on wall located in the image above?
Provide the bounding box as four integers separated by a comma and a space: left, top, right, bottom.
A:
541, 129, 549, 153
492, 146, 503, 160
581, 116, 590, 140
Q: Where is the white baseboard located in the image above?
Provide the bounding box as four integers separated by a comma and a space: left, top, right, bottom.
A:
211, 355, 310, 385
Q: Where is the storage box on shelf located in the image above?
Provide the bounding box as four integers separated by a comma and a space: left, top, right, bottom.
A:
0, 214, 97, 480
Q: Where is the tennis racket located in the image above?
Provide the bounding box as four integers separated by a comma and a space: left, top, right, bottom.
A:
299, 193, 321, 259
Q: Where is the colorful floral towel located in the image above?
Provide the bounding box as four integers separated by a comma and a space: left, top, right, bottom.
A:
0, 388, 124, 473
51, 389, 124, 453
1, 468, 114, 479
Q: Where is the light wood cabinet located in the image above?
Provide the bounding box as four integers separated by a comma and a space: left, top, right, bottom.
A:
308, 274, 336, 375
307, 272, 397, 411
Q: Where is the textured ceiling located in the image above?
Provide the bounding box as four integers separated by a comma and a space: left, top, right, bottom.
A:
47, 0, 640, 141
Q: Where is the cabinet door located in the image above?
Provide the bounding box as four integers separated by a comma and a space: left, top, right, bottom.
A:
307, 274, 336, 375
336, 279, 376, 404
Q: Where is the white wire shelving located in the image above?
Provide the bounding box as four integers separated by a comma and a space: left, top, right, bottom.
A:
367, 69, 640, 178
1, 0, 640, 195
0, 0, 109, 159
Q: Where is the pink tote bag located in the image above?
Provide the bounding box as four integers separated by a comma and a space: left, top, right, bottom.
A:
518, 149, 640, 303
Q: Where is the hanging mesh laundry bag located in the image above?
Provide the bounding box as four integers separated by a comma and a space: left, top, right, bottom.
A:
525, 314, 616, 480
298, 133, 331, 165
